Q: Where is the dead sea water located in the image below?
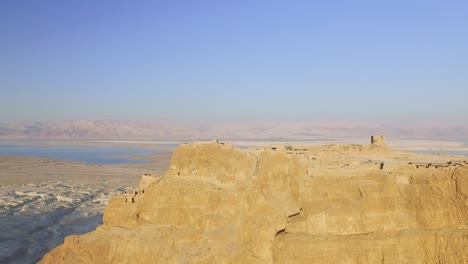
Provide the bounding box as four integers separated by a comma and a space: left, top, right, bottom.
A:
0, 145, 164, 164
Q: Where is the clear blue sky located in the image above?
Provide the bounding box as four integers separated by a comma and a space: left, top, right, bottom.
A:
1, 0, 467, 122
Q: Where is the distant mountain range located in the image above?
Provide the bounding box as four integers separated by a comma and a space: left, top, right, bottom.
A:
0, 120, 467, 141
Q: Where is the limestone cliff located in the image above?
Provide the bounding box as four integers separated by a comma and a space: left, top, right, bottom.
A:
40, 140, 468, 263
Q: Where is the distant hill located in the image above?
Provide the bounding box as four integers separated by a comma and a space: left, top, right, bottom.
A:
0, 120, 467, 141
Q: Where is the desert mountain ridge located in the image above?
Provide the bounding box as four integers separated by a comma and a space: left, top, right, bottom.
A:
1, 120, 468, 141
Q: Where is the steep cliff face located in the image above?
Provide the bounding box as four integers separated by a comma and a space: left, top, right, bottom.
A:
274, 167, 468, 263
40, 141, 468, 263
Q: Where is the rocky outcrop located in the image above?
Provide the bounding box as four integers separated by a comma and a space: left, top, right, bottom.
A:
40, 141, 468, 263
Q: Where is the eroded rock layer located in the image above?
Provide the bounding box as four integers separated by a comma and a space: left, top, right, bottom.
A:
40, 140, 468, 263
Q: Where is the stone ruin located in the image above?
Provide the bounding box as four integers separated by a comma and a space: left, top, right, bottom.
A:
371, 135, 385, 145
123, 173, 161, 203
410, 160, 468, 169
124, 189, 138, 203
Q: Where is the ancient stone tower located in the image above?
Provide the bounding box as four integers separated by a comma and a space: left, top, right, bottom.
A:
371, 135, 385, 145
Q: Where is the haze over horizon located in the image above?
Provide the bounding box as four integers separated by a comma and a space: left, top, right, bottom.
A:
2, 1, 468, 123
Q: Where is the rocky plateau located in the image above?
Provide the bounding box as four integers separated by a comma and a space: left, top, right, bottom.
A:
40, 138, 468, 263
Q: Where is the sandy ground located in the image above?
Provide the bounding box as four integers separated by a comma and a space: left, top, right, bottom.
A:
0, 153, 171, 264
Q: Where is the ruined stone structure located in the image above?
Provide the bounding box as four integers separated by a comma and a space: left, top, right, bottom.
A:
371, 135, 385, 145
40, 140, 468, 263
410, 161, 467, 169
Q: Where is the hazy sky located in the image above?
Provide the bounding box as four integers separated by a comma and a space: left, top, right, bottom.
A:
1, 1, 467, 122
